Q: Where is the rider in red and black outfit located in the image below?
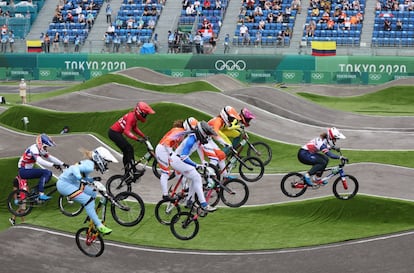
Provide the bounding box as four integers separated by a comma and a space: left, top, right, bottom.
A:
108, 101, 155, 175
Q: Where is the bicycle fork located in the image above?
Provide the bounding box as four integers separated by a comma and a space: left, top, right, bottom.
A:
338, 169, 348, 190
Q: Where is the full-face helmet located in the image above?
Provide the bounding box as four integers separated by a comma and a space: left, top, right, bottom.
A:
135, 102, 155, 122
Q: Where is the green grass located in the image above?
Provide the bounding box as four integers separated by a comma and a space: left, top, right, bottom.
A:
297, 86, 414, 115
1, 104, 414, 173
0, 74, 220, 104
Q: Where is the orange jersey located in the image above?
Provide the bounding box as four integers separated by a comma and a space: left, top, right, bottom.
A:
159, 127, 186, 149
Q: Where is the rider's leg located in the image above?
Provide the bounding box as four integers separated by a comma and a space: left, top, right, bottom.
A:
18, 168, 52, 198
155, 144, 172, 198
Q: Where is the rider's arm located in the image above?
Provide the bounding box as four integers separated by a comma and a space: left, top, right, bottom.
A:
320, 144, 341, 159
123, 113, 142, 140
44, 154, 64, 166
34, 154, 55, 168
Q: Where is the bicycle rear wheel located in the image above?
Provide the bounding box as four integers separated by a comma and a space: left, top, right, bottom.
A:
247, 141, 272, 166
154, 200, 181, 225
280, 172, 308, 198
220, 178, 249, 207
239, 156, 265, 182
58, 194, 83, 217
106, 174, 132, 196
111, 191, 145, 227
170, 212, 199, 240
75, 227, 105, 257
7, 189, 33, 217
332, 175, 359, 200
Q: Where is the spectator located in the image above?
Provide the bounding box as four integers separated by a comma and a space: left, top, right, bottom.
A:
52, 32, 60, 53
326, 17, 335, 30
254, 30, 262, 47
106, 4, 112, 24
342, 17, 351, 30
396, 18, 403, 30
266, 12, 274, 23
44, 33, 51, 53
107, 23, 115, 36
126, 16, 135, 29
276, 30, 285, 46
350, 14, 358, 25
186, 4, 196, 15
182, 0, 190, 9
65, 10, 74, 22
239, 23, 248, 37
8, 30, 14, 53
246, 0, 255, 10
112, 33, 120, 52
103, 32, 112, 52
384, 18, 391, 31
137, 17, 145, 29
74, 35, 81, 52
1, 30, 8, 53
291, 0, 302, 14
215, 0, 222, 10
223, 33, 230, 53
147, 17, 156, 29
310, 6, 319, 17
194, 32, 202, 53
258, 18, 266, 30
167, 30, 175, 53
243, 31, 251, 46
203, 0, 211, 10
78, 12, 86, 23
254, 5, 263, 17
19, 78, 26, 104
86, 11, 94, 30
63, 31, 69, 52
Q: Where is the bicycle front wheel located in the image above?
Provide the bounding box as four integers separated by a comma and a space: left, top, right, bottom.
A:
332, 175, 359, 200
239, 156, 265, 182
154, 200, 181, 225
75, 227, 105, 257
58, 195, 83, 217
280, 172, 308, 198
247, 141, 272, 166
220, 178, 249, 207
7, 189, 33, 217
170, 212, 199, 240
111, 191, 145, 227
106, 174, 132, 196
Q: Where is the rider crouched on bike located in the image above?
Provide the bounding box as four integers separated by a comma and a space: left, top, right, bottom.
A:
155, 119, 188, 201
172, 121, 217, 212
204, 106, 242, 179
18, 134, 69, 201
221, 107, 256, 150
298, 127, 347, 186
56, 146, 118, 235
108, 101, 155, 177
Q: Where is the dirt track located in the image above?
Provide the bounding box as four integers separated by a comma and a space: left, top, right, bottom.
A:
1, 69, 414, 273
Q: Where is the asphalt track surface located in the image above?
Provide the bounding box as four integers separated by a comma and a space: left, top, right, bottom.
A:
1, 68, 414, 272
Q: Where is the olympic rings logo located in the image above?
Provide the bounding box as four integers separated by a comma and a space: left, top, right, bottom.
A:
227, 72, 239, 78
369, 74, 382, 80
311, 73, 324, 80
171, 72, 184, 77
283, 72, 296, 79
91, 71, 103, 77
215, 60, 246, 71
39, 70, 50, 76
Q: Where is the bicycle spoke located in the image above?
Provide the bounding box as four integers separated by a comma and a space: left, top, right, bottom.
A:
75, 227, 105, 257
111, 192, 145, 227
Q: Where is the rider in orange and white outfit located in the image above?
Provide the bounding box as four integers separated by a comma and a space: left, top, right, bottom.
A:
154, 119, 190, 201
204, 106, 242, 179
108, 101, 155, 176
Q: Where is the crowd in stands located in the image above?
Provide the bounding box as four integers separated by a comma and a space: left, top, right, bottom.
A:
301, 0, 364, 46
233, 0, 297, 47
7, 0, 414, 53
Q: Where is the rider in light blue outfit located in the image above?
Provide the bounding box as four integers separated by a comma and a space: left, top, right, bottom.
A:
57, 147, 118, 235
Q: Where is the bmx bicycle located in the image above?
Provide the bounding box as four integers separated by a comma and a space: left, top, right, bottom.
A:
75, 180, 145, 257
280, 152, 359, 200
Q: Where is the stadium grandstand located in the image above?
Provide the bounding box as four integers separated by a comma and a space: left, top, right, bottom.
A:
0, 0, 413, 55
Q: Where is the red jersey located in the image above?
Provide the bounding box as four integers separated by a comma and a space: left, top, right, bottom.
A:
110, 111, 145, 141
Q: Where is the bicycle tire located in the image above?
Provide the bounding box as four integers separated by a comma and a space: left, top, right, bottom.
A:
75, 227, 105, 257
106, 174, 132, 196
239, 156, 265, 182
111, 191, 145, 227
154, 199, 181, 225
332, 175, 359, 200
280, 172, 308, 198
247, 141, 272, 166
170, 212, 199, 240
204, 186, 221, 207
7, 189, 33, 217
151, 158, 176, 180
220, 178, 249, 207
58, 194, 83, 217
